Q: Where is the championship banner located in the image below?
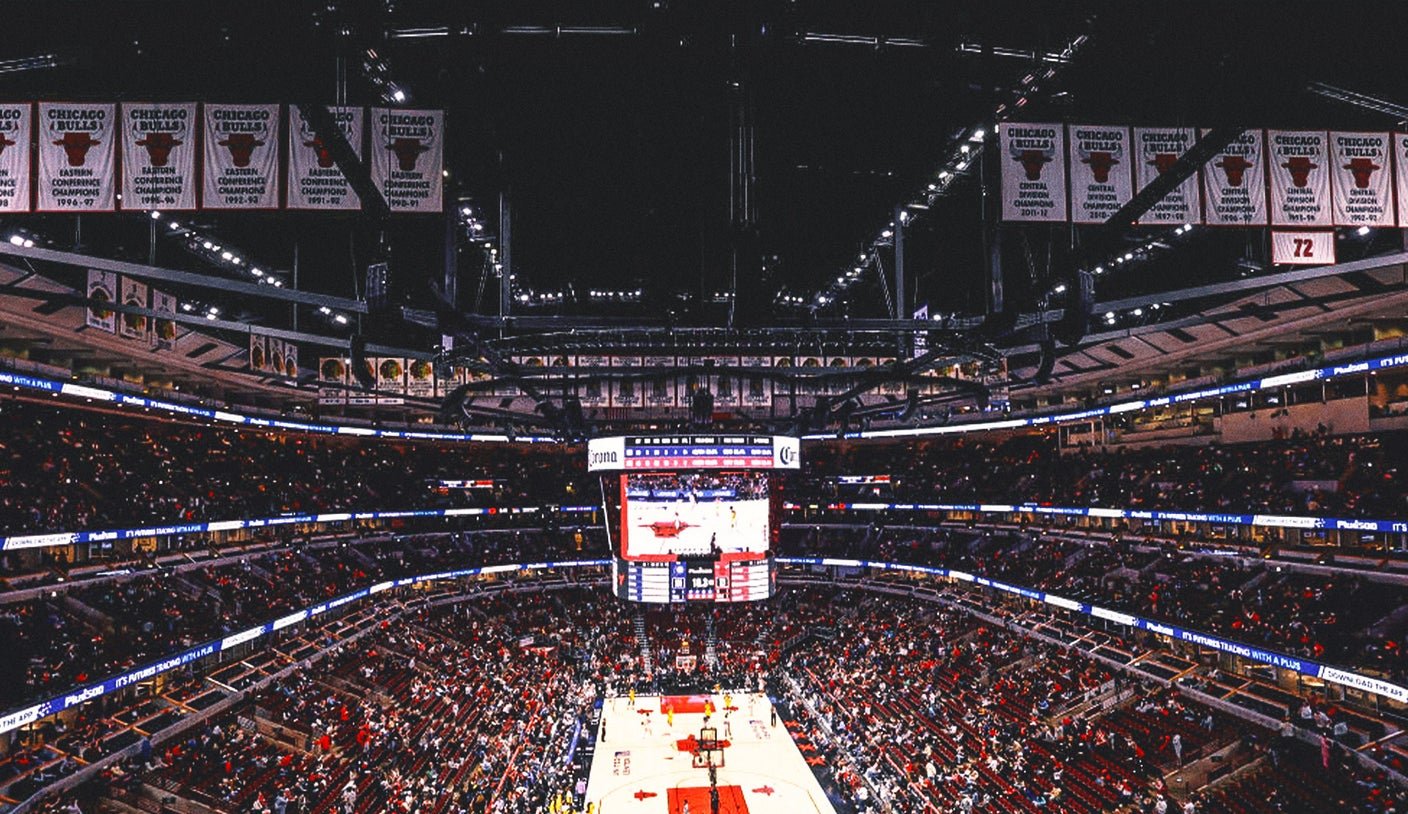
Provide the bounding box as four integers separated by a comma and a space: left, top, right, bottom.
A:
151, 289, 177, 351
0, 104, 32, 212
610, 356, 642, 408
374, 357, 406, 405
249, 334, 268, 372
799, 355, 824, 396
1396, 134, 1408, 229
202, 103, 280, 209
282, 343, 299, 380
37, 102, 116, 211
825, 356, 850, 395
709, 356, 741, 408
1271, 230, 1335, 266
1068, 125, 1133, 223
1268, 130, 1331, 226
1202, 129, 1267, 226
118, 277, 148, 341
998, 122, 1067, 221
406, 358, 435, 399
369, 108, 443, 213
318, 358, 348, 406
576, 354, 609, 407
267, 337, 286, 376
287, 105, 364, 210
85, 270, 117, 333
741, 355, 771, 407
121, 103, 197, 211
1133, 127, 1200, 224
772, 357, 795, 398
643, 356, 676, 408
1329, 132, 1392, 227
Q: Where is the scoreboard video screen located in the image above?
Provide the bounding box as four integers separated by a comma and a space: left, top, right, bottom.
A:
620, 471, 769, 561
592, 434, 796, 604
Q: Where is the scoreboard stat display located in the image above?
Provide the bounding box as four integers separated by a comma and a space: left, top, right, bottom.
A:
588, 434, 801, 471
614, 557, 773, 603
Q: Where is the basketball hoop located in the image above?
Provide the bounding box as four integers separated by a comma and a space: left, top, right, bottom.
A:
692, 725, 725, 769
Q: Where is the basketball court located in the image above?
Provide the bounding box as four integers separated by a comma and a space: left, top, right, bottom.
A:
587, 692, 837, 814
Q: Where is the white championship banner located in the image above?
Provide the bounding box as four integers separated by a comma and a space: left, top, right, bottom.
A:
37, 102, 116, 211
0, 104, 31, 212
1133, 127, 1200, 224
1271, 230, 1335, 266
121, 102, 197, 211
202, 103, 280, 209
1068, 124, 1132, 224
1396, 134, 1408, 228
369, 108, 443, 213
1268, 130, 1331, 226
1330, 131, 1393, 227
151, 289, 177, 351
999, 122, 1067, 221
287, 105, 364, 210
1202, 129, 1267, 226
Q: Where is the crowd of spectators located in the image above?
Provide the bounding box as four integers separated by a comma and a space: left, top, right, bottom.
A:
782, 525, 1408, 684
0, 399, 592, 536
800, 429, 1408, 519
10, 582, 1408, 814
0, 528, 606, 710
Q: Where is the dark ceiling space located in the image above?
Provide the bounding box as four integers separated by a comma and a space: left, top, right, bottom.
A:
1, 0, 1406, 347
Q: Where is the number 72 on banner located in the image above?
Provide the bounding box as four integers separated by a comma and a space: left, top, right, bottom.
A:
1271, 230, 1336, 266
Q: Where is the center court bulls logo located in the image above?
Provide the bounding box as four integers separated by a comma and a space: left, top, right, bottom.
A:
643, 520, 693, 538
219, 132, 264, 167
1009, 141, 1055, 180
1216, 154, 1254, 187
1282, 155, 1317, 187
1344, 157, 1381, 189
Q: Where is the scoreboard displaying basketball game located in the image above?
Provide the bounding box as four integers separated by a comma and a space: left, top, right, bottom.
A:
593, 435, 795, 604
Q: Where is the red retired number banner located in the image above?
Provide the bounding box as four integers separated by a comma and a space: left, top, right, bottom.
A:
1133, 127, 1200, 224
369, 108, 444, 213
1330, 132, 1393, 227
287, 105, 364, 210
1067, 125, 1132, 224
121, 102, 197, 211
0, 104, 31, 212
1202, 129, 1267, 226
37, 102, 116, 212
202, 103, 280, 209
1268, 130, 1331, 227
998, 122, 1068, 222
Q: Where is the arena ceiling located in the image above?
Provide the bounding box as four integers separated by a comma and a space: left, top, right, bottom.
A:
2, 1, 1408, 426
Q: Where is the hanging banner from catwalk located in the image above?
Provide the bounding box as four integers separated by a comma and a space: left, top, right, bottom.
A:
37, 102, 116, 212
121, 102, 197, 211
369, 108, 443, 213
1133, 127, 1200, 224
1067, 125, 1133, 223
1329, 131, 1392, 227
0, 104, 31, 212
998, 122, 1068, 222
287, 105, 364, 210
1202, 129, 1267, 226
1268, 130, 1332, 227
203, 103, 280, 209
